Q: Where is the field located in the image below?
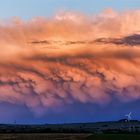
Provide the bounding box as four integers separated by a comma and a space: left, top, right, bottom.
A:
0, 133, 140, 140
87, 134, 140, 140
0, 133, 90, 140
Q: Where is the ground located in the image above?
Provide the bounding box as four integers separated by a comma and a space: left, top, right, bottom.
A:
0, 133, 140, 140
0, 133, 89, 140
87, 134, 140, 140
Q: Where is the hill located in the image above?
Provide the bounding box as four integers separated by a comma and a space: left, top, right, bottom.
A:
0, 120, 140, 134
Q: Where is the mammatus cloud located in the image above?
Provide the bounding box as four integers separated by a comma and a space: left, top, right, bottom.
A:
0, 9, 140, 115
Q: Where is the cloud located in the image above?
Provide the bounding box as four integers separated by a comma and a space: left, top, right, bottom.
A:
0, 9, 140, 115
95, 34, 140, 46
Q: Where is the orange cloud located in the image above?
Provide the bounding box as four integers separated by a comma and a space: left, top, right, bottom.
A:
0, 9, 140, 114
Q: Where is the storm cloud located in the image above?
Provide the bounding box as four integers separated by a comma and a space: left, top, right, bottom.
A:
0, 9, 140, 115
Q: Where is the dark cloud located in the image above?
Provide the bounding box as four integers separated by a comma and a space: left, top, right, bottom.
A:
95, 34, 140, 46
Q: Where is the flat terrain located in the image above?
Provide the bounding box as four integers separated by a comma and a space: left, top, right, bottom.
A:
0, 133, 140, 140
88, 134, 140, 140
0, 133, 90, 140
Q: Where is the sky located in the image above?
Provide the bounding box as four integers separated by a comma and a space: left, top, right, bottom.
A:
0, 0, 139, 19
0, 0, 139, 124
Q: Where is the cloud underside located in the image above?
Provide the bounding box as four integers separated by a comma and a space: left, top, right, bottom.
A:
0, 9, 140, 115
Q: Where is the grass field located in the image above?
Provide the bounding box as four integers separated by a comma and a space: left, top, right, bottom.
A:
0, 133, 90, 140
0, 133, 140, 140
87, 134, 140, 140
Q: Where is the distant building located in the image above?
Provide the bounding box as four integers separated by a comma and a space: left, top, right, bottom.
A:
118, 119, 138, 123
118, 119, 128, 122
